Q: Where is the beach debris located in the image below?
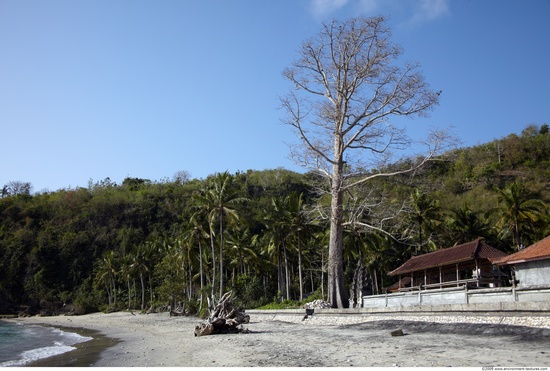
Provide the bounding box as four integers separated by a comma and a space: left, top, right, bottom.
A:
169, 308, 186, 317
194, 291, 250, 337
390, 329, 404, 337
303, 299, 332, 309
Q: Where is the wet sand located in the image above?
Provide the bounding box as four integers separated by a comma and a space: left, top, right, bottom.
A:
8, 311, 550, 367
28, 327, 118, 367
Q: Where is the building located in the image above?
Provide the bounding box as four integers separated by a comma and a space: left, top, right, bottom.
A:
494, 235, 550, 287
388, 238, 508, 292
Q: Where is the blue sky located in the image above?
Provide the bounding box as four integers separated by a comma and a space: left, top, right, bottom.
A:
1, 0, 549, 193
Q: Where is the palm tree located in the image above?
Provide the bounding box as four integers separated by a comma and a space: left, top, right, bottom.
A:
130, 246, 149, 310
120, 254, 135, 309
263, 196, 292, 301
487, 182, 547, 250
96, 250, 118, 309
407, 189, 442, 254
201, 172, 248, 299
446, 203, 492, 245
209, 172, 247, 298
186, 213, 209, 308
226, 225, 258, 278
364, 234, 400, 295
142, 240, 161, 308
286, 192, 313, 301
193, 188, 218, 301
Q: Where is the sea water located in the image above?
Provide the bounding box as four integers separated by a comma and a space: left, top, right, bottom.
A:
0, 320, 93, 367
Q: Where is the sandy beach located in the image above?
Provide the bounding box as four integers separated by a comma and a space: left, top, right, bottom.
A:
8, 311, 550, 367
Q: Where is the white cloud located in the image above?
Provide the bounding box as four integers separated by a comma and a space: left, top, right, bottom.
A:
309, 0, 349, 18
356, 0, 379, 15
411, 0, 450, 23
307, 0, 450, 23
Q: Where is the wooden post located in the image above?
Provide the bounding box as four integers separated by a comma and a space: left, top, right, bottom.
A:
424, 269, 427, 287
456, 263, 460, 287
439, 266, 442, 289
475, 259, 480, 288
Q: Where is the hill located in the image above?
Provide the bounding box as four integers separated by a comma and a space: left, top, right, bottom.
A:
0, 124, 548, 314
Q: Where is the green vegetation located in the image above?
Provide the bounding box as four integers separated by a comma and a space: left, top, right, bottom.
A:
1, 125, 549, 315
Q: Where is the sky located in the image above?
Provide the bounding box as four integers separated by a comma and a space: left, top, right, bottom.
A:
1, 0, 549, 193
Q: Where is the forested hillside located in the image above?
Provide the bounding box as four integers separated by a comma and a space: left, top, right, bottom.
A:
1, 124, 548, 315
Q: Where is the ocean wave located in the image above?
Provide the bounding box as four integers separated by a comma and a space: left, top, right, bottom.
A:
0, 343, 77, 367
0, 324, 93, 367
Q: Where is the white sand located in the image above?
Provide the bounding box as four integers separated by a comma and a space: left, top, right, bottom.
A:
9, 311, 550, 367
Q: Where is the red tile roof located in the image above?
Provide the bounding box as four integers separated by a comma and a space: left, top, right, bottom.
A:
494, 235, 550, 265
389, 238, 507, 276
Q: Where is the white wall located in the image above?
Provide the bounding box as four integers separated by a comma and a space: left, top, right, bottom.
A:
362, 285, 550, 308
515, 259, 550, 287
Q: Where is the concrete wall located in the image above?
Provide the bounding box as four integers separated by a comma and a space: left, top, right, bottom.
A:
516, 260, 550, 287
362, 285, 550, 309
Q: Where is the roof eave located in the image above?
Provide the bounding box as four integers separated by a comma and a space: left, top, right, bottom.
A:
389, 257, 478, 276
500, 255, 550, 266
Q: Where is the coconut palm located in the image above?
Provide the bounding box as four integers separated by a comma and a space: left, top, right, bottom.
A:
95, 250, 118, 309
487, 182, 547, 250
130, 247, 148, 310
446, 203, 492, 245
406, 189, 442, 254
263, 195, 292, 300
286, 192, 314, 301
201, 172, 248, 298
226, 225, 258, 277
209, 172, 247, 298
119, 254, 136, 309
185, 213, 209, 307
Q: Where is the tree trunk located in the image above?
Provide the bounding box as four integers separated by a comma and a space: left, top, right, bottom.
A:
298, 235, 304, 301
209, 222, 216, 300
105, 281, 112, 308
111, 277, 117, 308
140, 273, 145, 310
328, 161, 349, 308
198, 238, 204, 308
194, 291, 249, 336
321, 250, 325, 301
127, 278, 131, 309
373, 269, 379, 295
277, 247, 284, 302
219, 209, 224, 298
284, 242, 290, 300
188, 260, 193, 301
148, 273, 153, 308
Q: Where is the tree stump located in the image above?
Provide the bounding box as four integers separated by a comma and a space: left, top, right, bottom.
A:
194, 291, 250, 337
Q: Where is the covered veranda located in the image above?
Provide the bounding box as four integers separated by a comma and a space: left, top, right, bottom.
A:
387, 238, 509, 292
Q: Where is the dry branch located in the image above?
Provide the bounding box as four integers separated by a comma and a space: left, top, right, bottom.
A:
194, 291, 250, 336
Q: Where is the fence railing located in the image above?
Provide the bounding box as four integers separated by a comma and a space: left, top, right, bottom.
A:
362, 284, 550, 308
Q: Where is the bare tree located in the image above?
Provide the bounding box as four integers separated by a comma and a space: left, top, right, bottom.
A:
280, 17, 450, 308
173, 170, 191, 184
2, 181, 33, 197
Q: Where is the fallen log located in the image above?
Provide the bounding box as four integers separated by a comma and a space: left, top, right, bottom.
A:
194, 291, 249, 337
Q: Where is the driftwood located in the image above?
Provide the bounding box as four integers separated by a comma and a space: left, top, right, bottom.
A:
390, 329, 404, 337
194, 291, 250, 336
170, 309, 186, 317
